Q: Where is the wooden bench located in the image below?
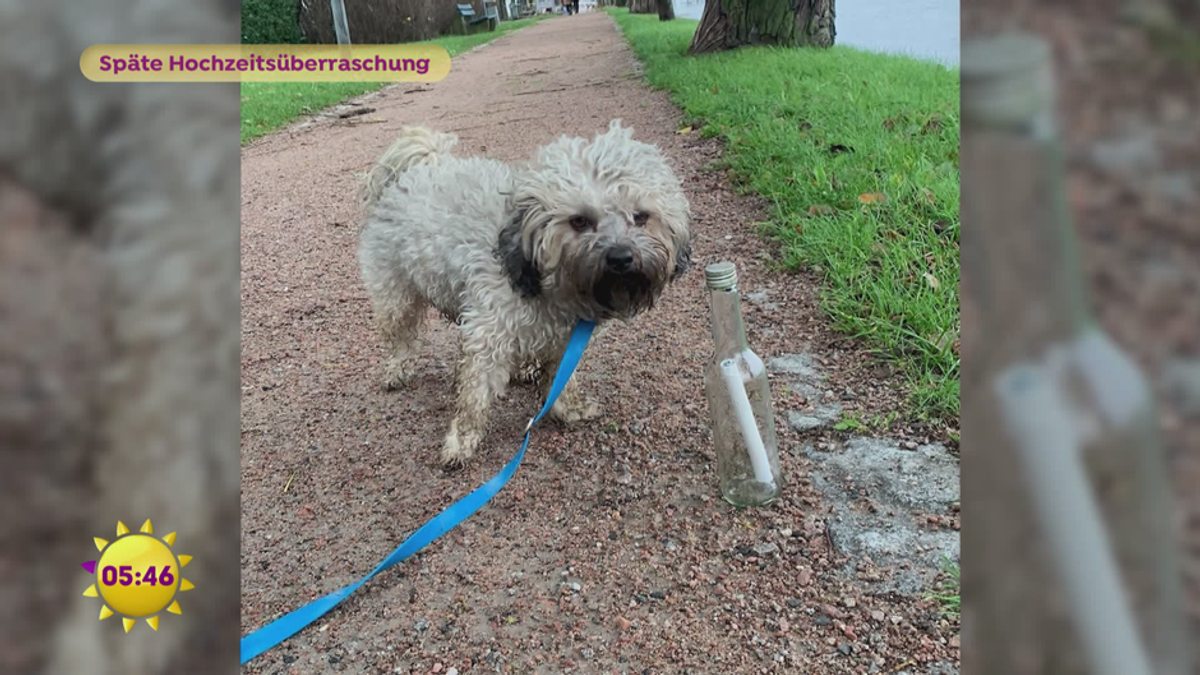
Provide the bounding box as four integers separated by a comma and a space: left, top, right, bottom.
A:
456, 3, 496, 33
513, 0, 536, 17
483, 0, 501, 24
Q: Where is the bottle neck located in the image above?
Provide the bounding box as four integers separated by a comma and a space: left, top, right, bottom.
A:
962, 123, 1093, 372
709, 287, 750, 359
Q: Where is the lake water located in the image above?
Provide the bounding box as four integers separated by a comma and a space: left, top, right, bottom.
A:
670, 0, 959, 66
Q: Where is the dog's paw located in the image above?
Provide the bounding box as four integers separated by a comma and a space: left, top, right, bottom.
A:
511, 361, 544, 385
551, 398, 601, 425
440, 431, 478, 468
382, 358, 417, 391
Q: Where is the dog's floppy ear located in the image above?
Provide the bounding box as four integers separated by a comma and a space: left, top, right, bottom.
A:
495, 211, 543, 298
671, 238, 692, 282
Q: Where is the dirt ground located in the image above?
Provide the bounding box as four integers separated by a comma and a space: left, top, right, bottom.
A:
240, 14, 959, 674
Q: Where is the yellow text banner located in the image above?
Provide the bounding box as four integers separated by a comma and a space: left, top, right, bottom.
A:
81, 44, 451, 83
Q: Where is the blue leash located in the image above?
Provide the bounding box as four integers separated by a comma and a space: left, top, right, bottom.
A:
240, 320, 596, 664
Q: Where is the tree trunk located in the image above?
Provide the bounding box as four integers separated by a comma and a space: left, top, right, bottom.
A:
689, 0, 834, 54
629, 0, 655, 13
657, 0, 675, 20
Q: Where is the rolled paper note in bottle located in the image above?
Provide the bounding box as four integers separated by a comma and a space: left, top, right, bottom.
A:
702, 262, 781, 507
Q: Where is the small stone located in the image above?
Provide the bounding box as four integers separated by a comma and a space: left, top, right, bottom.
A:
414, 619, 429, 632
870, 610, 885, 622
616, 617, 632, 631
752, 542, 780, 557
840, 388, 856, 401
814, 614, 832, 626
890, 614, 903, 625
797, 569, 812, 586
432, 664, 442, 673
778, 618, 790, 633
950, 634, 961, 648
786, 598, 803, 608
779, 528, 793, 538
903, 440, 918, 450
843, 597, 857, 608
649, 590, 667, 600
447, 669, 460, 675
821, 604, 847, 619
837, 642, 852, 656
570, 582, 582, 592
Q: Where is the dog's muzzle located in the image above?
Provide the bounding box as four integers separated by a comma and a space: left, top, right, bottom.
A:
594, 268, 655, 315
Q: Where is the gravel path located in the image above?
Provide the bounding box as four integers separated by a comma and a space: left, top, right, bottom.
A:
241, 14, 959, 674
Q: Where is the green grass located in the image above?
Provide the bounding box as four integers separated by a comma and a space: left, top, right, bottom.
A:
927, 556, 961, 619
240, 17, 551, 143
834, 410, 900, 433
609, 10, 960, 421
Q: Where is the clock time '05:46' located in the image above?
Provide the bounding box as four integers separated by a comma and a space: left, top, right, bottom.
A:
100, 564, 175, 587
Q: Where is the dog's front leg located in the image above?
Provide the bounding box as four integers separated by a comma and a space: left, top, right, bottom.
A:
441, 331, 512, 467
541, 359, 601, 425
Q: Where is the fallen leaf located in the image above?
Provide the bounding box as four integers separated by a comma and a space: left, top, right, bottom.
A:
858, 192, 886, 204
929, 330, 955, 352
677, 126, 692, 135
923, 272, 941, 290
808, 204, 836, 216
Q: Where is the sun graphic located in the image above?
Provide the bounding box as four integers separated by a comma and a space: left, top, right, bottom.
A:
81, 520, 195, 633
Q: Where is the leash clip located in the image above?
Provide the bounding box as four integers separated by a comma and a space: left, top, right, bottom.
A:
524, 417, 535, 434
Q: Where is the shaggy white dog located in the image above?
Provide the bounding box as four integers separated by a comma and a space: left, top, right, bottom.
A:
359, 121, 691, 466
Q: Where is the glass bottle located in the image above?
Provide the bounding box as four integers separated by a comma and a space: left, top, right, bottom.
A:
961, 32, 1190, 675
703, 261, 782, 506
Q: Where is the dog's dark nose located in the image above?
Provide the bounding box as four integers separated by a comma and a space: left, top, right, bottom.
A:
606, 247, 634, 274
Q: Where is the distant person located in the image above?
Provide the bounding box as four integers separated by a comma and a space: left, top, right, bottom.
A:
572, 0, 579, 13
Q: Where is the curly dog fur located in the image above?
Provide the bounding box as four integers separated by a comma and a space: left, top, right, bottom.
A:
359, 121, 691, 466
0, 0, 240, 672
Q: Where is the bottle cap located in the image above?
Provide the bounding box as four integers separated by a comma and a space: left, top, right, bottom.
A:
705, 262, 737, 291
962, 32, 1055, 132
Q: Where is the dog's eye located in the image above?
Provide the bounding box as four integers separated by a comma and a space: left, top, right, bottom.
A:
633, 211, 650, 227
568, 215, 593, 232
